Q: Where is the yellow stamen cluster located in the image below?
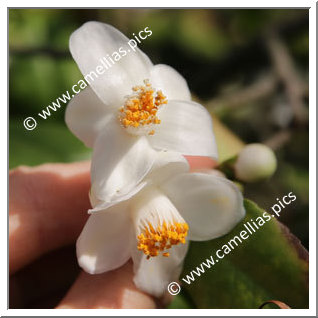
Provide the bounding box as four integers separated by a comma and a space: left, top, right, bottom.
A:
137, 221, 189, 259
119, 80, 167, 135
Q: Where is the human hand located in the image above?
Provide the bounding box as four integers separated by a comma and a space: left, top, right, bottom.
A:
9, 158, 215, 309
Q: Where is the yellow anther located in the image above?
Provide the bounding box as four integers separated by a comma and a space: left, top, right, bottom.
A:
119, 80, 167, 135
137, 221, 188, 259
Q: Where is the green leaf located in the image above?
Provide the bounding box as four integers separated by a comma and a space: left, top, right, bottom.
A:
210, 114, 245, 162
9, 119, 91, 169
181, 199, 308, 308
216, 155, 238, 179
167, 290, 195, 309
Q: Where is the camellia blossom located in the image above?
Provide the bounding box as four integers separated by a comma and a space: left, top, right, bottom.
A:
77, 153, 245, 297
65, 21, 245, 297
65, 21, 218, 207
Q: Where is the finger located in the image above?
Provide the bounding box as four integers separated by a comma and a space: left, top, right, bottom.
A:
10, 245, 79, 309
9, 161, 91, 274
10, 157, 213, 308
9, 157, 213, 275
185, 155, 217, 171
56, 261, 156, 309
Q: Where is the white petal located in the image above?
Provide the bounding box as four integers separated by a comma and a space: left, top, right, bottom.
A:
69, 21, 153, 107
149, 100, 218, 159
150, 64, 191, 101
90, 148, 189, 213
161, 173, 245, 241
131, 238, 189, 297
146, 150, 189, 186
131, 186, 187, 230
88, 181, 147, 213
90, 121, 157, 205
65, 86, 114, 147
129, 187, 189, 296
76, 202, 131, 274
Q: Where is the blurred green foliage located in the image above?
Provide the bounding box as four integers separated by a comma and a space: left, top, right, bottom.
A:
10, 119, 91, 168
9, 9, 309, 309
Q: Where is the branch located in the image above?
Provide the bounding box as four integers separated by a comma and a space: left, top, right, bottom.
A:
263, 130, 291, 150
266, 34, 308, 125
9, 47, 70, 59
206, 73, 278, 113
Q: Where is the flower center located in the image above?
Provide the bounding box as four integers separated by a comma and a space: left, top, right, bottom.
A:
137, 221, 188, 259
118, 79, 167, 136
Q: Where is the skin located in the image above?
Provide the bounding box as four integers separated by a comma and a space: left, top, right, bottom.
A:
9, 157, 216, 309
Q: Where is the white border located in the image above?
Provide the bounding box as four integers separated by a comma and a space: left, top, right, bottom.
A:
308, 1, 316, 315
4, 1, 316, 316
2, 0, 317, 8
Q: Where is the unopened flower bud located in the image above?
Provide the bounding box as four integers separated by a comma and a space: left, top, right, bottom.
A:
234, 143, 277, 182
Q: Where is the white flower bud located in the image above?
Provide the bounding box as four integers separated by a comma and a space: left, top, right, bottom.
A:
234, 143, 277, 182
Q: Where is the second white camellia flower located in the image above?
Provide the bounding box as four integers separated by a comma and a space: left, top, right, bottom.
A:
77, 152, 245, 297
65, 21, 218, 208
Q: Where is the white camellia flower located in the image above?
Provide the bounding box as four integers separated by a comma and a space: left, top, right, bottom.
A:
65, 21, 218, 208
65, 21, 245, 297
77, 153, 245, 297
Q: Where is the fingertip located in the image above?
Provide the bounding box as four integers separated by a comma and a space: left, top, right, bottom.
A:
9, 161, 91, 274
184, 156, 217, 171
56, 261, 156, 309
